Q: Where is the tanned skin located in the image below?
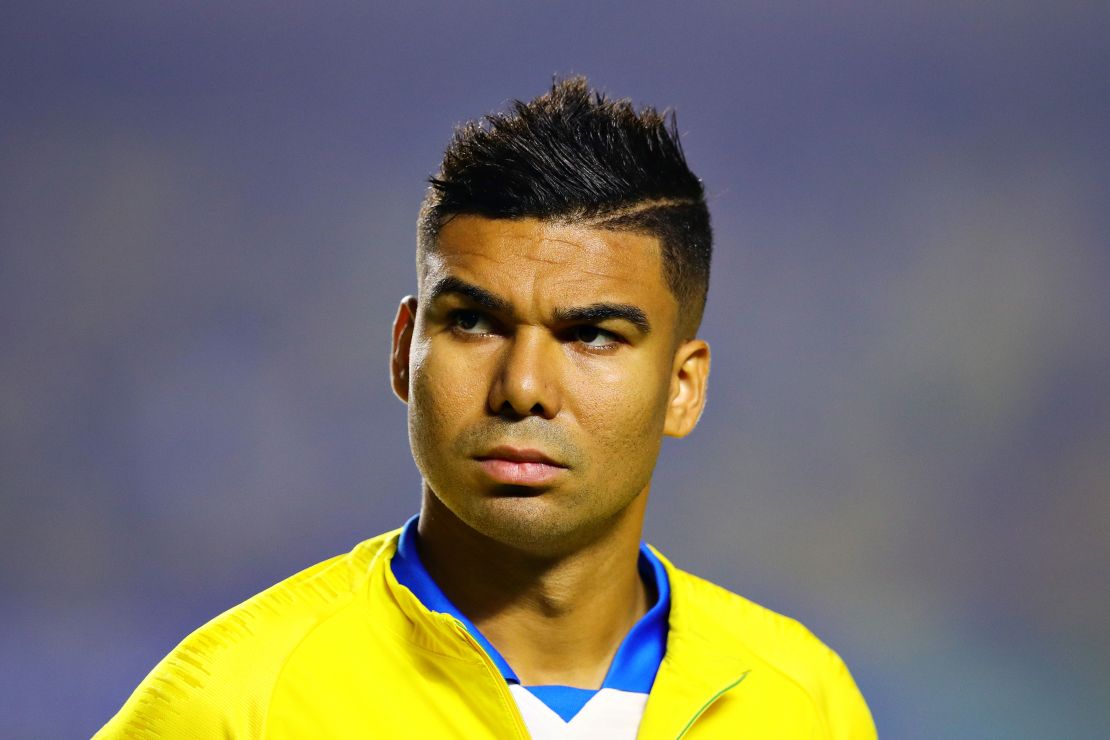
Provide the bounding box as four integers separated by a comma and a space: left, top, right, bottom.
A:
390, 215, 710, 688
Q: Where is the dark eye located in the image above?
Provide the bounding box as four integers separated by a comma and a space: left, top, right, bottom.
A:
575, 326, 600, 343
451, 310, 492, 334
572, 325, 618, 348
456, 311, 479, 330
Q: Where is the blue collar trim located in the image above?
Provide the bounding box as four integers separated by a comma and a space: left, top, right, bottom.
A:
390, 515, 519, 681
604, 536, 670, 693
389, 515, 670, 695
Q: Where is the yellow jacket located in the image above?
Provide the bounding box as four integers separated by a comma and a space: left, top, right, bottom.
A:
97, 529, 875, 738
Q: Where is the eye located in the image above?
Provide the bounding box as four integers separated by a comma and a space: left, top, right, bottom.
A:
572, 325, 619, 348
450, 309, 493, 335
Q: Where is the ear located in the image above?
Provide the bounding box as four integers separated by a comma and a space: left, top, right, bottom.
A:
390, 296, 419, 403
663, 338, 710, 438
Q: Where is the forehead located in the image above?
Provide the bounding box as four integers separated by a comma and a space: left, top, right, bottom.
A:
422, 215, 673, 311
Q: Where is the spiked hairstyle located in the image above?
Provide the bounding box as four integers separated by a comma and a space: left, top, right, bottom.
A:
418, 77, 712, 336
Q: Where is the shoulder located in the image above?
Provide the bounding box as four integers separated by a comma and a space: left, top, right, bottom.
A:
95, 531, 398, 739
661, 554, 876, 738
671, 566, 846, 686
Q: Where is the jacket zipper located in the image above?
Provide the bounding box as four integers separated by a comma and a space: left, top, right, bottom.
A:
449, 621, 531, 739
675, 671, 751, 739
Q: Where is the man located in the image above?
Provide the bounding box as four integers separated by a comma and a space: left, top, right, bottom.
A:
99, 78, 875, 738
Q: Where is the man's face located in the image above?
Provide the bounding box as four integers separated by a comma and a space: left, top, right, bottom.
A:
392, 215, 708, 554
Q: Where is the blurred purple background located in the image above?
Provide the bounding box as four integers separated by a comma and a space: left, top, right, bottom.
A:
2, 2, 1108, 737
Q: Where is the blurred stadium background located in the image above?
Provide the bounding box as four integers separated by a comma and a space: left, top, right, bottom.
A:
2, 2, 1108, 737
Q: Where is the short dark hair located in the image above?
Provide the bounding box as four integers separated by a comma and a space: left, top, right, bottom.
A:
418, 77, 712, 336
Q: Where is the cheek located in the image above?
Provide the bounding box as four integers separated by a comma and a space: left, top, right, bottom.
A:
408, 339, 486, 437
568, 356, 671, 454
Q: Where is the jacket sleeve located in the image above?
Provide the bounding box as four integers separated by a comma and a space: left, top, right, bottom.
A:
819, 648, 877, 740
93, 633, 268, 739
92, 593, 309, 740
94, 553, 355, 739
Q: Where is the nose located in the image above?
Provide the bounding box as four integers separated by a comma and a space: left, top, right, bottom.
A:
487, 328, 561, 419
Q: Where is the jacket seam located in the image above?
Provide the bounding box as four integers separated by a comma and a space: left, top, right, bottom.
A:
258, 590, 357, 737
676, 670, 751, 739
732, 634, 838, 735
667, 574, 834, 735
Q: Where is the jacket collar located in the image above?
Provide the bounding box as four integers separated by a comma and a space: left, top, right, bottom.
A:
387, 514, 673, 694
638, 547, 753, 739
354, 530, 487, 663
354, 529, 752, 736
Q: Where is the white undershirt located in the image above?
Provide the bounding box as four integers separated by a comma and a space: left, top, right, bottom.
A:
509, 685, 649, 739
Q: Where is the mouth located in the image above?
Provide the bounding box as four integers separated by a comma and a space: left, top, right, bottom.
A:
474, 446, 567, 486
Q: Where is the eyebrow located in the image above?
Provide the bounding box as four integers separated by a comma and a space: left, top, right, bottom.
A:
427, 275, 652, 335
427, 275, 511, 314
553, 304, 651, 334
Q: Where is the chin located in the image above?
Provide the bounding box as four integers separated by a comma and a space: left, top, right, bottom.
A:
454, 492, 631, 559
479, 497, 579, 550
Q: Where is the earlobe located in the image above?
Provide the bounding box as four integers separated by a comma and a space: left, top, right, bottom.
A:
663, 339, 710, 438
390, 296, 418, 403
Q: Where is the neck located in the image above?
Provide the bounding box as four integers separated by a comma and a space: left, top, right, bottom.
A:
416, 489, 651, 689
